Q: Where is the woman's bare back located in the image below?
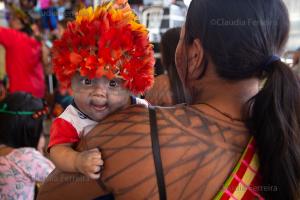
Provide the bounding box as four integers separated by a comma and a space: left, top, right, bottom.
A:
80, 104, 250, 199
38, 104, 250, 200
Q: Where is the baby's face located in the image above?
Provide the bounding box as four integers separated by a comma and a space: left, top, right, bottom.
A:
71, 74, 130, 122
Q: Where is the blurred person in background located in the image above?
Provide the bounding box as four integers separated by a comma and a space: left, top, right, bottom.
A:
50, 18, 74, 117
0, 92, 54, 200
292, 47, 300, 67
20, 0, 37, 11
0, 43, 6, 102
39, 0, 58, 37
146, 27, 185, 106
0, 80, 6, 101
56, 17, 73, 39
0, 5, 46, 98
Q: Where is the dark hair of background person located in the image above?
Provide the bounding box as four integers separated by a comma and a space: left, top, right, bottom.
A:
185, 0, 300, 199
15, 15, 34, 37
20, 0, 38, 10
160, 27, 186, 104
58, 18, 70, 29
0, 92, 45, 149
6, 3, 34, 36
57, 16, 75, 30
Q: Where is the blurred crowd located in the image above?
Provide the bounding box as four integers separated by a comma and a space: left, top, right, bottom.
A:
0, 0, 188, 117
0, 0, 94, 118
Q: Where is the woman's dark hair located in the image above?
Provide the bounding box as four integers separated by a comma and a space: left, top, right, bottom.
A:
160, 27, 185, 104
0, 92, 45, 149
185, 0, 300, 199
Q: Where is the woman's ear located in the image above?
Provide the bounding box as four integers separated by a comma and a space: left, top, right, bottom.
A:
187, 38, 204, 80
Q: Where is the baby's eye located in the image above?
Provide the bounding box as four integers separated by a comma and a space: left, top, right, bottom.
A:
109, 80, 118, 87
81, 78, 92, 85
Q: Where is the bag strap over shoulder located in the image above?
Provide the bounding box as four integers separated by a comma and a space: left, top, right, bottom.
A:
148, 106, 167, 200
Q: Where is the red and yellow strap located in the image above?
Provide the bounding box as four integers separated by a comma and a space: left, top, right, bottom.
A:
214, 137, 264, 200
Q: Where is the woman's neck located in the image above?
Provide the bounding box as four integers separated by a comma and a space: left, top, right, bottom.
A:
191, 77, 259, 120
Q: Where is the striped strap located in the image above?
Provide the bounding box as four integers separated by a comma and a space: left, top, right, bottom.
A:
214, 137, 263, 200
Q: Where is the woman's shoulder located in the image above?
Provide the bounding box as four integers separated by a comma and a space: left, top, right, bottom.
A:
85, 103, 240, 146
90, 103, 243, 135
154, 103, 199, 122
79, 103, 249, 199
101, 103, 188, 122
106, 104, 151, 121
84, 104, 190, 139
91, 103, 189, 123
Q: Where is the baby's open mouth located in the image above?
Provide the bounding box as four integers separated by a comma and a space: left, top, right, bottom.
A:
91, 103, 107, 111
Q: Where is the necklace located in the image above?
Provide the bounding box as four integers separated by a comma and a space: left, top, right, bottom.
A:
198, 102, 244, 122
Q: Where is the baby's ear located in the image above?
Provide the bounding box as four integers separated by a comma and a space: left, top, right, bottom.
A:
71, 78, 77, 87
70, 79, 76, 91
70, 73, 81, 90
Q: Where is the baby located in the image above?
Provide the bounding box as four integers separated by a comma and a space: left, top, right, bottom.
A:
48, 1, 154, 179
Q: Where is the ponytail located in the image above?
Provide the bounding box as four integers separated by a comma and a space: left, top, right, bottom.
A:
246, 61, 300, 199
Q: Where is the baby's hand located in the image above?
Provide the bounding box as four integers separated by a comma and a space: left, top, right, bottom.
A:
75, 148, 103, 179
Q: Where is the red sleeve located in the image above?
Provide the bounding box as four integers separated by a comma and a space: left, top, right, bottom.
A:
48, 118, 80, 151
0, 27, 19, 48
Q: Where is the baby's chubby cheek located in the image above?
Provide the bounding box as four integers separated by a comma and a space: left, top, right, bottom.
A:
108, 94, 131, 109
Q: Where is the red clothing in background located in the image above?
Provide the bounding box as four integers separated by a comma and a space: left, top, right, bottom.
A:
0, 27, 45, 98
